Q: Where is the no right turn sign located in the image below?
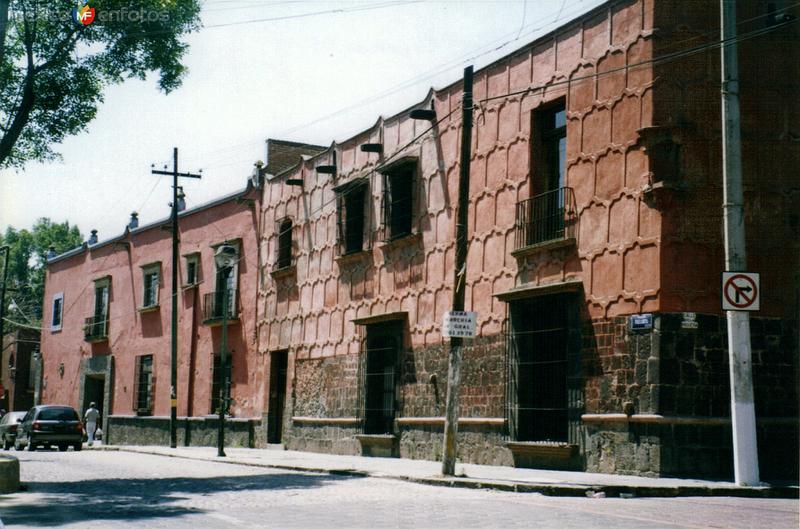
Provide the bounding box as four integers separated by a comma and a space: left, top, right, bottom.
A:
722, 272, 760, 311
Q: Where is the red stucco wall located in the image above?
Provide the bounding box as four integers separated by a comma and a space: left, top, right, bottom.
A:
259, 0, 661, 364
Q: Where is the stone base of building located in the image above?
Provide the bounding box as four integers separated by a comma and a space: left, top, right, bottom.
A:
107, 415, 260, 448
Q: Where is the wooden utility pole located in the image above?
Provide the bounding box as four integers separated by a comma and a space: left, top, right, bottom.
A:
720, 0, 759, 486
442, 65, 473, 476
152, 148, 201, 449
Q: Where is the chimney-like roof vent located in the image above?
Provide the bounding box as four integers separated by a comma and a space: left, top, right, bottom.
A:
88, 230, 98, 245
129, 211, 139, 230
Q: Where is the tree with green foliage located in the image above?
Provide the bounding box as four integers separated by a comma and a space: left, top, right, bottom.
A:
0, 0, 201, 167
0, 218, 83, 329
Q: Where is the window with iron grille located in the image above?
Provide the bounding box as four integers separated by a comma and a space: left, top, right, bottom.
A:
133, 355, 154, 415
336, 182, 368, 255
382, 162, 415, 240
51, 292, 64, 331
211, 354, 232, 414
507, 296, 569, 443
362, 321, 401, 435
141, 264, 160, 308
275, 218, 293, 270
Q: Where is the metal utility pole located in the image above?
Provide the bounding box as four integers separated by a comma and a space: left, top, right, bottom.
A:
720, 0, 759, 486
0, 245, 9, 383
442, 65, 473, 476
152, 148, 202, 449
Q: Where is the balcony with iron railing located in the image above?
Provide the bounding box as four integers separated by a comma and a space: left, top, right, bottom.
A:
84, 315, 108, 342
513, 187, 577, 255
202, 289, 239, 325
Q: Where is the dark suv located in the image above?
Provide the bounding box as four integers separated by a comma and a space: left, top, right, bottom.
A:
15, 405, 84, 452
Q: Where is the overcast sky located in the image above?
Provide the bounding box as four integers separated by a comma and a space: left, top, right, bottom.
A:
0, 0, 603, 241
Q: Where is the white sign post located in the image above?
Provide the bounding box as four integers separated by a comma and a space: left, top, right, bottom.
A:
442, 311, 477, 338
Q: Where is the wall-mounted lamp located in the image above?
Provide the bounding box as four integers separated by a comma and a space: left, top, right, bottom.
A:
360, 143, 383, 154
410, 109, 436, 121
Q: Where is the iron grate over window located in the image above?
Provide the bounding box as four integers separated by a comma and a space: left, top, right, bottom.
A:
336, 182, 369, 255
134, 355, 154, 415
202, 289, 238, 322
515, 187, 577, 249
84, 315, 108, 341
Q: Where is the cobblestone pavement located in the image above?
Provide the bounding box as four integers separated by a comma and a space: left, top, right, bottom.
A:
0, 450, 797, 528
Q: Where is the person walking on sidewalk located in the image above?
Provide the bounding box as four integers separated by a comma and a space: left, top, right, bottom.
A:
84, 403, 100, 447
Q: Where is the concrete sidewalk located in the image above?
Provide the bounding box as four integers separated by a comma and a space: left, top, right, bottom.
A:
94, 444, 798, 499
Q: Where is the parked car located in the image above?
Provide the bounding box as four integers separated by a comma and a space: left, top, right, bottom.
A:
14, 405, 84, 452
0, 412, 27, 450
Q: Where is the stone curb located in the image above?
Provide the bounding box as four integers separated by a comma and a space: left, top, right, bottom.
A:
96, 446, 799, 499
0, 455, 20, 494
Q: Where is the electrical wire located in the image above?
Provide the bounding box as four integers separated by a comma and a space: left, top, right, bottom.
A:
479, 17, 798, 104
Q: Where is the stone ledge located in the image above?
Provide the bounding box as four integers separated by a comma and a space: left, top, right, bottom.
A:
397, 417, 505, 427
510, 237, 576, 259
507, 442, 580, 471
581, 414, 799, 426
0, 456, 20, 494
292, 416, 361, 426
356, 434, 399, 458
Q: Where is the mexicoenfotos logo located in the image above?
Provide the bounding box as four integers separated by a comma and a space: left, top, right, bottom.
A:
72, 4, 95, 26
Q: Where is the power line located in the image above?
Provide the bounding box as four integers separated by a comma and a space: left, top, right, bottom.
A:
479, 17, 798, 105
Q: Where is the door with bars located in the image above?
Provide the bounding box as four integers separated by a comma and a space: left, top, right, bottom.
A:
508, 296, 570, 442
363, 322, 401, 435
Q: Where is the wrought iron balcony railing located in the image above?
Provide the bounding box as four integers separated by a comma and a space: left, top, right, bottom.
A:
84, 315, 108, 342
202, 289, 238, 323
515, 187, 577, 250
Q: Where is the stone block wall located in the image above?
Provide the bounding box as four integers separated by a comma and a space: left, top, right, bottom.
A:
583, 313, 798, 479
285, 337, 510, 464
107, 415, 258, 448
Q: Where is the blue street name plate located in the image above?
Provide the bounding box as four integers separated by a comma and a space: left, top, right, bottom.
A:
628, 313, 653, 331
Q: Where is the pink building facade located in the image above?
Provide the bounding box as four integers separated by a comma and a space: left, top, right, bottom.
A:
39, 140, 325, 445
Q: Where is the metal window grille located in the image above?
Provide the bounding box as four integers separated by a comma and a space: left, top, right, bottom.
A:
84, 315, 108, 341
336, 183, 368, 255
202, 289, 238, 322
505, 300, 570, 443
363, 343, 397, 434
382, 165, 415, 240
515, 187, 577, 249
133, 355, 154, 415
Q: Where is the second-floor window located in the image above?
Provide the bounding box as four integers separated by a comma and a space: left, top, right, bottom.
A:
336, 182, 368, 255
382, 161, 415, 240
142, 264, 160, 308
93, 278, 110, 319
51, 292, 64, 331
276, 218, 293, 270
184, 253, 200, 286
535, 102, 566, 193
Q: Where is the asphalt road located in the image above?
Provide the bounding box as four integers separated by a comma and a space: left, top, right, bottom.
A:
0, 449, 797, 528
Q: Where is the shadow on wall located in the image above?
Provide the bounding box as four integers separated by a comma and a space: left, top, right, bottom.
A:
1, 472, 359, 527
